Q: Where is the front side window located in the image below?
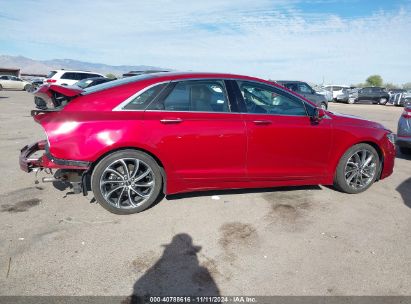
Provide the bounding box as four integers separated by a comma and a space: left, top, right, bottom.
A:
123, 83, 167, 110
150, 80, 230, 113
238, 81, 306, 116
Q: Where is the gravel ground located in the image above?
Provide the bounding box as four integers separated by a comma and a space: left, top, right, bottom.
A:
0, 91, 410, 296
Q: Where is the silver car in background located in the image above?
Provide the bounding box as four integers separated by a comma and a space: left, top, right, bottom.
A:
390, 90, 411, 107
397, 104, 411, 154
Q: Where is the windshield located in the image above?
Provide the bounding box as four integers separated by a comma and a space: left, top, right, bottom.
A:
82, 73, 163, 95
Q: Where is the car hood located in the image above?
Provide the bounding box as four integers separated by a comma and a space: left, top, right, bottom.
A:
328, 111, 386, 130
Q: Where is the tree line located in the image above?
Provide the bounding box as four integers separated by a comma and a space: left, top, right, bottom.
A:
352, 75, 411, 90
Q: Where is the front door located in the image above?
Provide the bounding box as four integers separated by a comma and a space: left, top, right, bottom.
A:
235, 80, 332, 180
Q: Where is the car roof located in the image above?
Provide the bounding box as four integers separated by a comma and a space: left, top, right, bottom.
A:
82, 71, 292, 96
116, 71, 282, 84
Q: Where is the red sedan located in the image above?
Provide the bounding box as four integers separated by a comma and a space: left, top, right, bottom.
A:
20, 72, 395, 214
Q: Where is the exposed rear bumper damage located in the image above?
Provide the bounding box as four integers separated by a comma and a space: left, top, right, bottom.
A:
20, 140, 91, 172
19, 140, 91, 195
19, 140, 47, 173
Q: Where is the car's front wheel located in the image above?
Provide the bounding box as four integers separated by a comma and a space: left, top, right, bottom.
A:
334, 143, 380, 194
91, 150, 163, 214
320, 102, 327, 110
24, 84, 31, 91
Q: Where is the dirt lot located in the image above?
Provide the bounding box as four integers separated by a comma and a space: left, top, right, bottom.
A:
0, 91, 410, 296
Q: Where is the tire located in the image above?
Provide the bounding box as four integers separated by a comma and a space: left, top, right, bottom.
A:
334, 143, 380, 194
347, 98, 356, 104
0, 84, 2, 91
399, 147, 411, 155
379, 97, 388, 105
91, 149, 163, 214
24, 84, 31, 91
320, 102, 327, 110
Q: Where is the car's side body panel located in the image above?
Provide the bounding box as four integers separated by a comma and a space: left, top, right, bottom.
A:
22, 72, 395, 196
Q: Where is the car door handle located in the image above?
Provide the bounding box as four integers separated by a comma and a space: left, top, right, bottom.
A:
253, 120, 272, 125
160, 118, 183, 124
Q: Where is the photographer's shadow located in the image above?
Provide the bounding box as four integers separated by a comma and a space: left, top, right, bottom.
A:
128, 233, 220, 302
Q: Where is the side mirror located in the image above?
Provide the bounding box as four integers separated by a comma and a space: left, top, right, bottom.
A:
311, 108, 326, 123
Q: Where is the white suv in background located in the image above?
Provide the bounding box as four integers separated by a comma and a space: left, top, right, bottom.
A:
324, 85, 350, 100
44, 70, 104, 86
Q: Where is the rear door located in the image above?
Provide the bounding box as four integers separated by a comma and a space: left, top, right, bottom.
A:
235, 80, 332, 180
144, 79, 247, 183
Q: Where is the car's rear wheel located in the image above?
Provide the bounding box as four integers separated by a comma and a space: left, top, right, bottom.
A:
379, 97, 388, 105
334, 143, 380, 194
91, 150, 163, 214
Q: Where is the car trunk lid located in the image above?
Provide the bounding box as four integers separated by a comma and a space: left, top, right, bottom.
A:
34, 84, 83, 110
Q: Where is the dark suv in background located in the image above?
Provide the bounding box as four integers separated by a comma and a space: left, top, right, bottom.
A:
356, 87, 390, 105
276, 81, 328, 109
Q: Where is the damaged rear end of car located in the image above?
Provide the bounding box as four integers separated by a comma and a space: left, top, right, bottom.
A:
19, 85, 91, 194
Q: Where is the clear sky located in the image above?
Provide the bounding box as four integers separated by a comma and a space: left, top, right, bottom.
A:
0, 0, 410, 84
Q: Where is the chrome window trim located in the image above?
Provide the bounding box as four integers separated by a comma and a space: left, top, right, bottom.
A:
112, 81, 170, 111
112, 77, 315, 115
145, 109, 243, 115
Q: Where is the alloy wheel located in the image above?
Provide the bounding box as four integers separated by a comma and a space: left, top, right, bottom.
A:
344, 149, 377, 190
99, 158, 155, 209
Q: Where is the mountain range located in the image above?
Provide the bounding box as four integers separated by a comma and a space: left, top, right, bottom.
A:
0, 55, 168, 77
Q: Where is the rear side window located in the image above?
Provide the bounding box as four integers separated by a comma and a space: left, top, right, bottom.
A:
123, 83, 167, 110
61, 72, 76, 80
86, 73, 102, 78
297, 83, 312, 93
149, 80, 230, 112
77, 73, 90, 80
